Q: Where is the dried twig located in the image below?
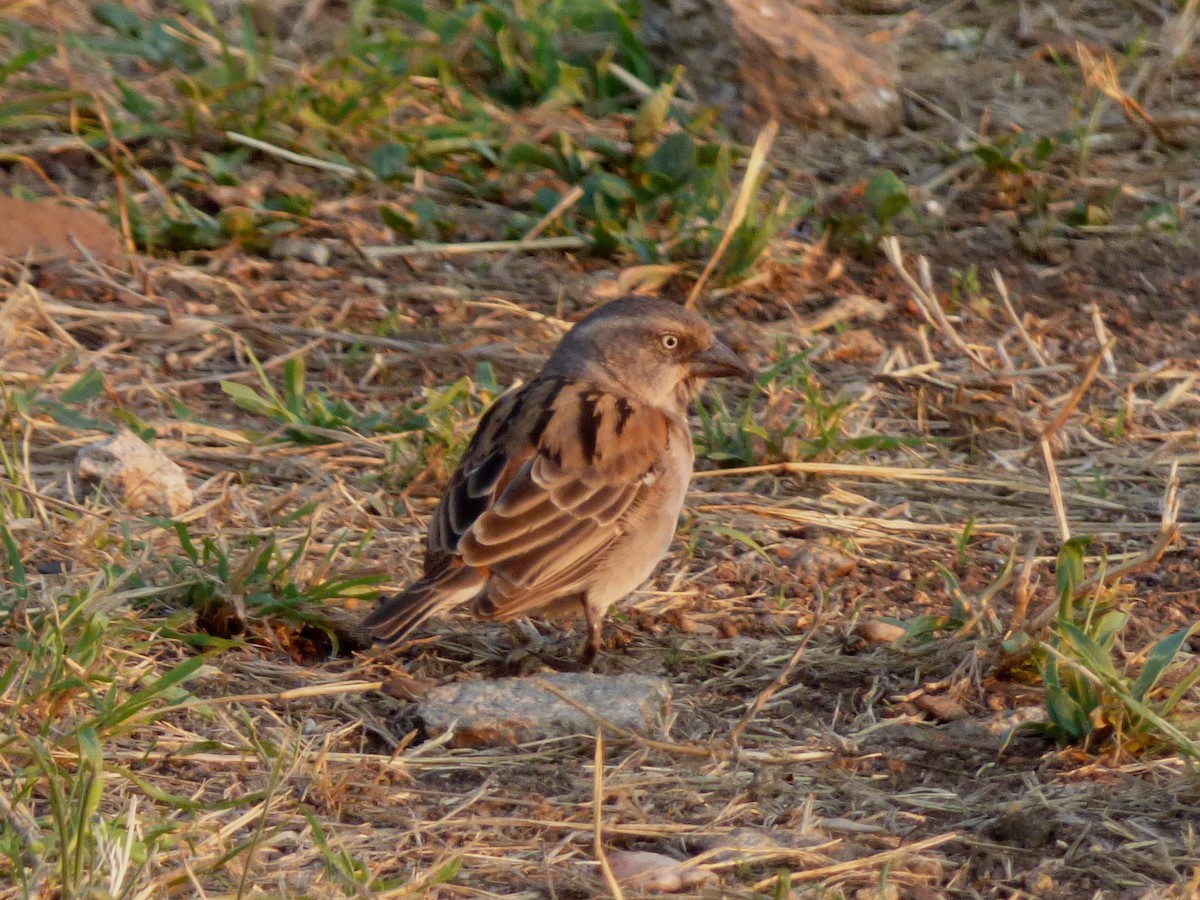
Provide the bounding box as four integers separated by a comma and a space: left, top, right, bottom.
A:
731, 591, 825, 746
498, 185, 585, 268
993, 271, 1049, 367
882, 238, 988, 368
751, 832, 960, 889
686, 119, 779, 310
1040, 339, 1115, 442
593, 731, 625, 900
1040, 439, 1071, 544
363, 235, 586, 259
225, 130, 366, 178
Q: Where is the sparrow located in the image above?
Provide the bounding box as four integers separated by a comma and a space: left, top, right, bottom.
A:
361, 296, 749, 665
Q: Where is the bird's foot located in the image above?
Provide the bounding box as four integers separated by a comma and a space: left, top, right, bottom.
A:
497, 620, 601, 674
531, 650, 594, 673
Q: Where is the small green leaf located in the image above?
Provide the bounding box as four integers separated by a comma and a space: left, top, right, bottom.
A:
631, 70, 678, 147
973, 143, 1024, 174
283, 358, 306, 414
1160, 661, 1200, 718
587, 172, 633, 202
0, 46, 53, 85
900, 614, 954, 642
93, 2, 143, 36
1043, 676, 1091, 741
221, 381, 285, 419
173, 522, 199, 564
864, 171, 911, 225
645, 132, 696, 183
772, 869, 792, 900
506, 143, 563, 174
0, 525, 28, 598
1001, 631, 1031, 654
368, 143, 410, 181
115, 77, 156, 120
425, 856, 462, 886
41, 402, 107, 431
413, 197, 439, 225
379, 205, 417, 237
77, 725, 102, 767
1033, 136, 1057, 161
1056, 621, 1121, 681
707, 524, 771, 563
61, 367, 105, 404
1055, 536, 1091, 603
112, 408, 156, 442
1090, 609, 1129, 650
1131, 624, 1198, 702
91, 655, 207, 733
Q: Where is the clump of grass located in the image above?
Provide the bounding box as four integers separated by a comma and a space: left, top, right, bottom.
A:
4, 0, 798, 281
0, 544, 206, 894
167, 519, 381, 640
221, 351, 502, 483
389, 0, 654, 109
502, 73, 804, 271
1009, 538, 1200, 758
695, 347, 920, 467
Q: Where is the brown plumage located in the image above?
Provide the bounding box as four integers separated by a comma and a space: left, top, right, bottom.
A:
361, 296, 749, 664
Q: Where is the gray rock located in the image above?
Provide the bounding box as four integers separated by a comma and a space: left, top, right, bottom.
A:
702, 825, 830, 863
417, 673, 671, 748
269, 237, 331, 266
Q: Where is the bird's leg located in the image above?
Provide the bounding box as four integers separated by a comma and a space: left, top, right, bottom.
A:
579, 602, 603, 670
510, 618, 547, 652
517, 596, 602, 672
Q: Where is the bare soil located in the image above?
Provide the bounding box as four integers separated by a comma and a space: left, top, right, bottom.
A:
2, 1, 1200, 897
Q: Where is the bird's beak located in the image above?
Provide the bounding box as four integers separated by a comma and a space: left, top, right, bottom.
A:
690, 339, 751, 379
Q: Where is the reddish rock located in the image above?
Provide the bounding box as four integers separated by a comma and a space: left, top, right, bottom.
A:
76, 428, 193, 516
855, 619, 907, 645
607, 850, 716, 891
0, 196, 124, 264
642, 0, 902, 136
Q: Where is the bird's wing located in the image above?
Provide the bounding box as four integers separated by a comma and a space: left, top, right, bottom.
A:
423, 383, 532, 574
461, 379, 671, 611
364, 383, 537, 643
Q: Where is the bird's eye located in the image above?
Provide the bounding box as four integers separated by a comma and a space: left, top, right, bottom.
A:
660, 333, 679, 351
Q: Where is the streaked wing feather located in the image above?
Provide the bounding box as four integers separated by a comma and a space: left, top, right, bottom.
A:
457, 383, 670, 617
423, 387, 536, 569
413, 377, 670, 627
460, 504, 584, 567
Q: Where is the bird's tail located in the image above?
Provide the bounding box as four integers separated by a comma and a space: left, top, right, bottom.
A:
361, 564, 487, 645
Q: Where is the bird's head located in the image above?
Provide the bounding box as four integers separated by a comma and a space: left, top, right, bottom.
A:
546, 296, 750, 409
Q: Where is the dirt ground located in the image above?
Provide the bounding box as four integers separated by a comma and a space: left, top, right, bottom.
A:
2, 1, 1200, 898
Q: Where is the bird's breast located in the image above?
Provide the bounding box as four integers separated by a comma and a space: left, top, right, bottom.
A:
585, 419, 693, 610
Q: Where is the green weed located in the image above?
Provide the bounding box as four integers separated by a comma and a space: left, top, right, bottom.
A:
822, 170, 911, 255
168, 519, 381, 637
0, 557, 210, 892
385, 0, 653, 109
504, 73, 801, 269
221, 352, 501, 491
695, 348, 918, 467
1010, 538, 1200, 757
5, 1, 795, 279
972, 133, 1059, 177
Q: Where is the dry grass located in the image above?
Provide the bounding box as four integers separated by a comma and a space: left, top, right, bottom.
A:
2, 1, 1200, 897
